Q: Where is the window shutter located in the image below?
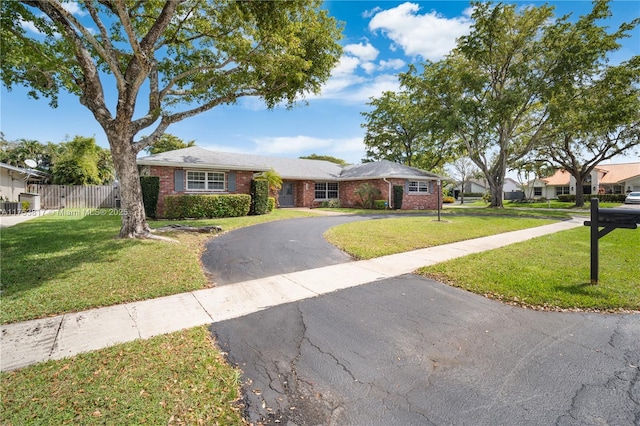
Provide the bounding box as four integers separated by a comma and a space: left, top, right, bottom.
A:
227, 172, 236, 192
404, 180, 409, 193
174, 170, 184, 192
430, 181, 434, 193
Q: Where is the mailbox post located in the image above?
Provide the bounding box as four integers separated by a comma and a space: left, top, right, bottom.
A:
584, 198, 639, 284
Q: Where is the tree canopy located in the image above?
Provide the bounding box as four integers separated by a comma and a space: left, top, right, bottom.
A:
299, 154, 349, 166
361, 89, 453, 171
399, 0, 638, 208
1, 0, 343, 237
144, 134, 195, 155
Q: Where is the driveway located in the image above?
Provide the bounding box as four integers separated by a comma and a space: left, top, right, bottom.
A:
203, 215, 640, 425
202, 216, 375, 285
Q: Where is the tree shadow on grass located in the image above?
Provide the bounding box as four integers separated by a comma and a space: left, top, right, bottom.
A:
0, 212, 141, 320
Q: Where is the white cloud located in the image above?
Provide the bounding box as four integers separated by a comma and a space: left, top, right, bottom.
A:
20, 19, 43, 35
344, 42, 379, 62
362, 7, 382, 19
379, 59, 405, 70
345, 74, 400, 103
62, 2, 87, 16
249, 135, 365, 162
368, 2, 472, 61
360, 62, 377, 74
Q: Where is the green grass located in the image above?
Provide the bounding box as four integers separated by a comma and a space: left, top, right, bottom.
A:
455, 199, 620, 209
319, 206, 576, 219
418, 226, 640, 311
324, 216, 557, 259
0, 208, 316, 323
0, 326, 246, 425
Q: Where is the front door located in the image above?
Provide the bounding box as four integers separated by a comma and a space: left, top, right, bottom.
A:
279, 181, 294, 207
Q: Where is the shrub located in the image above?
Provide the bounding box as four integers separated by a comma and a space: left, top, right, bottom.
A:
462, 192, 484, 198
249, 179, 269, 215
354, 183, 382, 209
443, 196, 455, 204
140, 176, 160, 218
482, 192, 491, 203
319, 199, 341, 208
21, 201, 30, 211
393, 186, 403, 210
373, 199, 388, 210
164, 194, 250, 219
267, 197, 276, 213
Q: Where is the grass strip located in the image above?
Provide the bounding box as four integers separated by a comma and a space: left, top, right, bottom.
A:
0, 327, 246, 425
324, 215, 557, 259
418, 226, 640, 311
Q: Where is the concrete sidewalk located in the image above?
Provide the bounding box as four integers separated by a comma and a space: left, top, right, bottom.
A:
1, 217, 584, 371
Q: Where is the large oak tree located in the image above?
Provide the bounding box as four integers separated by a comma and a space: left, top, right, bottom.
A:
1, 0, 342, 237
535, 2, 640, 207
402, 1, 637, 208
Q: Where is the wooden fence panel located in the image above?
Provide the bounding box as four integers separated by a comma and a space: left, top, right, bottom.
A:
27, 184, 120, 209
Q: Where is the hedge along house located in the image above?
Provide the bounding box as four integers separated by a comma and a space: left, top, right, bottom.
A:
136, 146, 448, 217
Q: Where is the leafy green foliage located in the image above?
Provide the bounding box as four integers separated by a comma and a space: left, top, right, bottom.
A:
319, 199, 342, 208
143, 134, 195, 155
300, 154, 349, 166
249, 179, 269, 216
51, 136, 114, 185
267, 197, 276, 213
400, 1, 637, 209
354, 183, 382, 209
164, 194, 251, 220
362, 90, 454, 170
1, 0, 343, 237
140, 176, 160, 218
373, 199, 388, 210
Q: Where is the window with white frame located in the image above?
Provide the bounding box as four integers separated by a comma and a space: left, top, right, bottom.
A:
534, 186, 543, 196
555, 186, 570, 196
186, 171, 225, 191
408, 180, 430, 193
315, 182, 338, 199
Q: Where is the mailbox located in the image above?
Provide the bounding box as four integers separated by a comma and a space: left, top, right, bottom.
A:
584, 199, 639, 284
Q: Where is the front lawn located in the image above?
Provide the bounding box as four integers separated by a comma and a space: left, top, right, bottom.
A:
418, 226, 640, 311
0, 208, 316, 323
324, 216, 557, 259
0, 327, 246, 425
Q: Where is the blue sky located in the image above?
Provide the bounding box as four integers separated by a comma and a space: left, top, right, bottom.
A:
2, 1, 639, 166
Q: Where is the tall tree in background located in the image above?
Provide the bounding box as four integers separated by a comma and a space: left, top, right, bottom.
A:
2, 1, 342, 238
52, 136, 114, 185
536, 2, 640, 207
144, 133, 195, 155
361, 90, 453, 171
424, 2, 556, 208
300, 154, 348, 166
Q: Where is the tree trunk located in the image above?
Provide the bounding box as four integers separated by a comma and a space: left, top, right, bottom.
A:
574, 177, 586, 208
489, 182, 504, 208
108, 133, 151, 238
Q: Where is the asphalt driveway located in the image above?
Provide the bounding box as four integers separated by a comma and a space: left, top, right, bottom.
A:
202, 215, 374, 285
203, 214, 640, 425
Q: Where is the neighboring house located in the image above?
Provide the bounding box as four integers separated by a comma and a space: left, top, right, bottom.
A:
525, 162, 640, 199
137, 146, 448, 216
452, 177, 520, 198
0, 162, 48, 202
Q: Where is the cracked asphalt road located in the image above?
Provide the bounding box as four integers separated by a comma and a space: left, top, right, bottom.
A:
205, 216, 640, 425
